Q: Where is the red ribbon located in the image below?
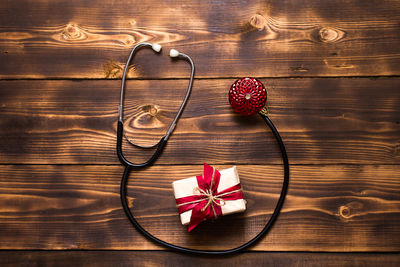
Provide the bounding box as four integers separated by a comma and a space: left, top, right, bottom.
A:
175, 163, 244, 232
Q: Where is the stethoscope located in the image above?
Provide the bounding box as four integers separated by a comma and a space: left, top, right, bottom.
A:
117, 42, 289, 255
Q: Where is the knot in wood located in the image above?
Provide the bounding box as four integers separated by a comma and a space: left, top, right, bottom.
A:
103, 60, 123, 78
141, 105, 159, 116
62, 23, 85, 41
249, 14, 268, 31
319, 27, 339, 43
129, 20, 137, 27
339, 205, 351, 218
339, 202, 363, 219
125, 36, 135, 46
149, 105, 158, 116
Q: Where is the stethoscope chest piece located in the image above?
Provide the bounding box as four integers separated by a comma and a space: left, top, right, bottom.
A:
229, 77, 267, 116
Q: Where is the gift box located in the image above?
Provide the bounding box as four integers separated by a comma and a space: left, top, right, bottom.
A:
172, 163, 246, 231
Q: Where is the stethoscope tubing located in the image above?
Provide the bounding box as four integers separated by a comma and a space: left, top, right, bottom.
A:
118, 113, 289, 254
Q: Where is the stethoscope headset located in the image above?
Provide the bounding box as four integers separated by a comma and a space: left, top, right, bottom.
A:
117, 42, 289, 255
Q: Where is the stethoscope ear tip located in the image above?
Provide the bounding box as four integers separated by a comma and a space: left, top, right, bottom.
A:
151, 43, 162, 53
169, 49, 180, 58
150, 44, 181, 58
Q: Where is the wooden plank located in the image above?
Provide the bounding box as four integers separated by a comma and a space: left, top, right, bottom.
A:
1, 0, 400, 78
0, 164, 399, 251
0, 251, 399, 267
0, 78, 399, 165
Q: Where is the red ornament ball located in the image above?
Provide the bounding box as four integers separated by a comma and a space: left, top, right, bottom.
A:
229, 77, 267, 116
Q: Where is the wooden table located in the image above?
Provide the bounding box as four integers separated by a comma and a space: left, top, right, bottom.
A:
0, 0, 399, 265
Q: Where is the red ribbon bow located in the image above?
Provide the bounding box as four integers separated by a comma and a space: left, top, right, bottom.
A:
175, 163, 244, 232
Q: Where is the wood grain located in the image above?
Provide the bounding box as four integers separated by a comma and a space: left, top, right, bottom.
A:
0, 251, 399, 267
1, 0, 398, 261
0, 164, 399, 251
1, 0, 400, 78
0, 78, 399, 165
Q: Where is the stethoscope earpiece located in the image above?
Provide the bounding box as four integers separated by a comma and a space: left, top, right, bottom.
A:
169, 49, 180, 58
149, 43, 181, 58
151, 43, 162, 53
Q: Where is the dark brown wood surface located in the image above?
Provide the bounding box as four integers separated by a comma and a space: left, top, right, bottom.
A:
0, 251, 399, 267
0, 164, 399, 251
0, 0, 399, 265
1, 0, 400, 78
0, 79, 399, 165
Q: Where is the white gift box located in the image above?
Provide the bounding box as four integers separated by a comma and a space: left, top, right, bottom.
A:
172, 166, 246, 225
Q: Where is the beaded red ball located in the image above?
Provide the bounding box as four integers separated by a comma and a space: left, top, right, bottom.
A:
229, 77, 267, 116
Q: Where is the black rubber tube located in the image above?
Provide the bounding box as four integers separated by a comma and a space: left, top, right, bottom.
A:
119, 113, 289, 254
117, 121, 167, 168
